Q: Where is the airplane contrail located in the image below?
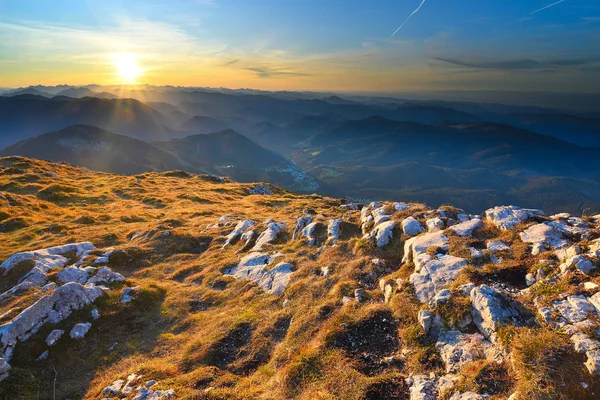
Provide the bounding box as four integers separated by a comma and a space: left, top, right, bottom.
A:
391, 0, 427, 37
531, 0, 565, 14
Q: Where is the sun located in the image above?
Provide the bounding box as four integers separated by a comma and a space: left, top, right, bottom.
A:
114, 54, 142, 83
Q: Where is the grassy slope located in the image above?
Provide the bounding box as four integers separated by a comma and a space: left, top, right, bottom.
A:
0, 156, 598, 400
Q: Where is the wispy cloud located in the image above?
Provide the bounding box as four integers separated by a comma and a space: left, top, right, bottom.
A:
531, 0, 566, 15
391, 0, 427, 36
243, 67, 311, 78
432, 55, 600, 70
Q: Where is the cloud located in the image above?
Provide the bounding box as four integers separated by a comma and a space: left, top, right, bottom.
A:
242, 66, 311, 79
431, 55, 600, 70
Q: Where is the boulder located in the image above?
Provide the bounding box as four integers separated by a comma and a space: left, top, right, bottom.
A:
571, 333, 600, 353
585, 350, 600, 376
402, 217, 425, 236
484, 206, 543, 230
0, 242, 96, 276
486, 241, 510, 252
251, 222, 286, 252
553, 295, 597, 323
436, 330, 491, 373
520, 223, 570, 251
0, 282, 104, 360
426, 217, 445, 232
449, 219, 482, 237
470, 285, 520, 341
70, 322, 91, 339
225, 253, 293, 295
301, 221, 320, 246
326, 218, 343, 245
410, 255, 467, 303
57, 266, 89, 284
121, 286, 139, 303
0, 358, 11, 382
559, 255, 596, 275
222, 220, 255, 248
406, 374, 438, 400
248, 184, 272, 195
46, 329, 64, 346
372, 206, 392, 226
103, 379, 125, 396
87, 266, 125, 285
293, 215, 314, 240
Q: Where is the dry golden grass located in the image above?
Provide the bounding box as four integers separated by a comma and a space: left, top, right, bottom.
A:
0, 157, 431, 399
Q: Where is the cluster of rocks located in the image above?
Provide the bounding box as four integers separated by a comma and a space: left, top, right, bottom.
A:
207, 202, 600, 398
102, 373, 176, 399
0, 242, 128, 382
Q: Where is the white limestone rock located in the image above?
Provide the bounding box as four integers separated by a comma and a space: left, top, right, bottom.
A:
406, 374, 438, 400
585, 350, 600, 376
365, 220, 397, 247
410, 255, 467, 303
301, 221, 320, 246
560, 255, 596, 275
326, 218, 343, 245
222, 220, 255, 248
470, 285, 520, 341
57, 266, 89, 284
426, 217, 445, 232
225, 253, 293, 295
87, 266, 125, 285
402, 231, 449, 269
103, 379, 125, 396
436, 330, 491, 373
487, 240, 511, 252
251, 221, 286, 252
571, 333, 600, 353
520, 223, 570, 252
402, 217, 425, 236
484, 206, 543, 230
449, 219, 482, 237
0, 358, 11, 382
0, 242, 95, 276
121, 286, 139, 303
292, 215, 314, 240
0, 282, 104, 360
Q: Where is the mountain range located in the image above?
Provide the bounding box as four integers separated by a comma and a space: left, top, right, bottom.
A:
1, 85, 600, 214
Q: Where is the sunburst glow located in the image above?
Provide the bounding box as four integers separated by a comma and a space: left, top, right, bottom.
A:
114, 54, 142, 83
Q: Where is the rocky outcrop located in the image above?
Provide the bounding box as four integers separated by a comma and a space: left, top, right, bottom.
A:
402, 217, 425, 236
301, 221, 320, 246
0, 282, 105, 368
410, 255, 467, 303
250, 221, 286, 252
449, 218, 482, 237
326, 218, 342, 245
470, 285, 520, 341
225, 252, 293, 295
0, 242, 95, 276
223, 220, 255, 248
485, 206, 544, 230
364, 220, 397, 247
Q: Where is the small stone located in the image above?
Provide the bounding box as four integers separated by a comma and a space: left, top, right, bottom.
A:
584, 282, 599, 291
36, 350, 48, 361
121, 286, 139, 303
526, 273, 536, 287
70, 322, 92, 339
418, 310, 433, 333
146, 380, 157, 388
46, 329, 64, 346
102, 379, 125, 396
354, 289, 367, 303
91, 308, 100, 320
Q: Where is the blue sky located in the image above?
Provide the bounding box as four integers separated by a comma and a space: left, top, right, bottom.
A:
1, 0, 599, 92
